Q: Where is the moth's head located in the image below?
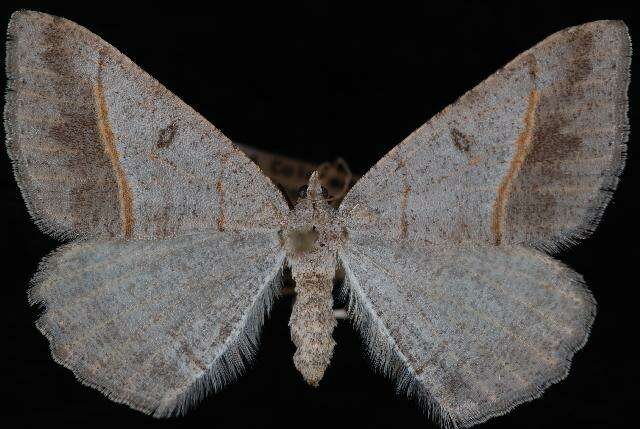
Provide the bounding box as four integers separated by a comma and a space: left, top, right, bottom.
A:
285, 171, 333, 253
296, 171, 329, 205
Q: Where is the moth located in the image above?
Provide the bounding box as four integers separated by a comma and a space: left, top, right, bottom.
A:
5, 10, 630, 428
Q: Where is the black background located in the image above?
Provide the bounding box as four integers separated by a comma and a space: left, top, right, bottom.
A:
1, 1, 637, 428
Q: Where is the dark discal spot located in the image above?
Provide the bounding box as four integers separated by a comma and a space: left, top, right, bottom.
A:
450, 128, 475, 153
156, 122, 178, 148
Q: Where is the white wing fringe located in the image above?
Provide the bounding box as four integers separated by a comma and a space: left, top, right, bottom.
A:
339, 257, 458, 429
28, 242, 284, 417
339, 250, 596, 428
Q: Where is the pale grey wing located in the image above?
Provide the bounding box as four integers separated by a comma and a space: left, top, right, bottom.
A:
339, 236, 595, 428
5, 10, 288, 240
339, 21, 630, 252
29, 231, 285, 416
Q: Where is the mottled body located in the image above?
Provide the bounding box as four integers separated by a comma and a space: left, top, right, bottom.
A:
5, 11, 629, 428
283, 173, 341, 385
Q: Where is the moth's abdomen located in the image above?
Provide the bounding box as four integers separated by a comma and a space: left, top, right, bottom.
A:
289, 274, 337, 386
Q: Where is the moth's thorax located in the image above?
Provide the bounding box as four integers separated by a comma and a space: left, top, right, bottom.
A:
282, 172, 342, 277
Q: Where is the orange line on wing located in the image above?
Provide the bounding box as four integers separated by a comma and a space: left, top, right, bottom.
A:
491, 89, 540, 245
94, 59, 134, 238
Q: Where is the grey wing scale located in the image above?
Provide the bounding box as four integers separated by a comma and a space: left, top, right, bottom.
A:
339, 21, 630, 252
5, 11, 288, 240
29, 231, 285, 416
339, 235, 595, 428
337, 22, 628, 425
8, 10, 292, 416
6, 10, 628, 424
